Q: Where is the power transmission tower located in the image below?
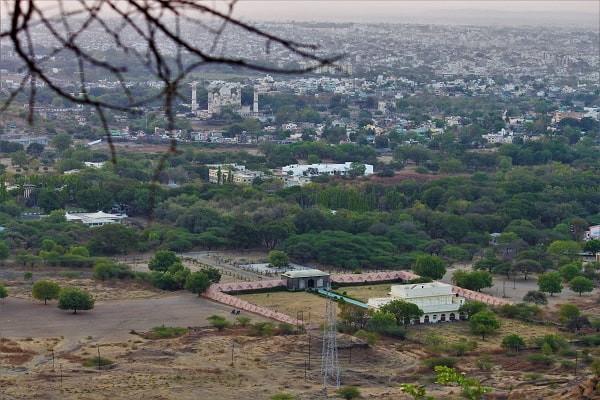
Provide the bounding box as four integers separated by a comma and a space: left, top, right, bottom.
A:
321, 287, 340, 389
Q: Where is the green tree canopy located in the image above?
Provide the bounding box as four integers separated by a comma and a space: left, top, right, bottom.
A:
501, 333, 526, 353
379, 299, 424, 327
412, 255, 446, 280
522, 290, 548, 305
568, 276, 594, 296
86, 224, 138, 255
268, 250, 290, 268
559, 262, 582, 282
537, 272, 563, 296
0, 242, 9, 262
207, 315, 231, 331
32, 280, 61, 305
336, 386, 361, 400
57, 287, 95, 314
547, 240, 581, 259
511, 259, 543, 280
51, 133, 73, 152
148, 250, 180, 273
184, 271, 211, 296
452, 270, 493, 292
458, 301, 487, 317
558, 303, 580, 324
468, 310, 500, 340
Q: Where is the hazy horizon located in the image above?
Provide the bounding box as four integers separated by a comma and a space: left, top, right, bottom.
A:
1, 1, 598, 28
231, 1, 600, 27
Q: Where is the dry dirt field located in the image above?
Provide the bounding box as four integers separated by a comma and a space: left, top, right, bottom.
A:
1, 259, 599, 400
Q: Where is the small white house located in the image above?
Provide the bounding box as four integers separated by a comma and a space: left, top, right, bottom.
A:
584, 225, 600, 240
368, 282, 466, 324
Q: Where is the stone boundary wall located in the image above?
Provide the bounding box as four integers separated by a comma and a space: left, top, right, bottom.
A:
203, 270, 513, 326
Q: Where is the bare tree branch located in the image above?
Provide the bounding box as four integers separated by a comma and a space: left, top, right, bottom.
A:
0, 0, 344, 218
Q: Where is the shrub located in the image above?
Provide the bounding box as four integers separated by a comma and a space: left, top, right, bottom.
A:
148, 326, 188, 339
207, 315, 231, 332
533, 334, 567, 353
526, 354, 554, 366
559, 360, 575, 370
354, 329, 379, 346
524, 372, 543, 381
82, 356, 114, 368
423, 357, 458, 370
249, 322, 275, 337
336, 386, 361, 400
278, 323, 295, 335
236, 316, 252, 327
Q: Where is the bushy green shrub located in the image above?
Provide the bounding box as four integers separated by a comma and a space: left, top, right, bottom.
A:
354, 329, 379, 346
525, 354, 554, 366
148, 326, 188, 339
278, 323, 295, 335
249, 322, 275, 337
423, 357, 458, 370
82, 356, 114, 367
532, 334, 567, 353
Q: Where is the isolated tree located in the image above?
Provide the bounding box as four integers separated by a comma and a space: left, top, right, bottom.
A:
568, 276, 594, 296
501, 333, 526, 353
379, 300, 424, 327
57, 287, 95, 314
207, 315, 231, 332
537, 272, 563, 296
468, 310, 500, 340
184, 271, 211, 296
32, 280, 61, 305
0, 282, 8, 299
522, 290, 548, 305
268, 250, 290, 269
148, 250, 180, 273
412, 255, 446, 280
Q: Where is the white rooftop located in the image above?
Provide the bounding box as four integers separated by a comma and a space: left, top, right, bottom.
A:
281, 269, 330, 279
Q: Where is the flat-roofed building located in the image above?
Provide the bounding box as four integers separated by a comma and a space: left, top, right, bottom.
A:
368, 281, 466, 324
65, 211, 127, 227
281, 269, 330, 291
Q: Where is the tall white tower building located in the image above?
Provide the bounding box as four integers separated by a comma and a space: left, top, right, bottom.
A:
191, 82, 198, 113
253, 88, 259, 114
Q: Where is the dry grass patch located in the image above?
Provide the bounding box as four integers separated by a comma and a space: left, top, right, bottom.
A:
337, 283, 393, 302
236, 291, 328, 325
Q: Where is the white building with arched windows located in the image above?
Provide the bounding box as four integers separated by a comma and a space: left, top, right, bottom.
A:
367, 281, 466, 324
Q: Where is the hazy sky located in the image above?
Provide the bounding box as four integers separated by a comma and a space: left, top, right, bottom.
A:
1, 1, 598, 27
229, 1, 599, 24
